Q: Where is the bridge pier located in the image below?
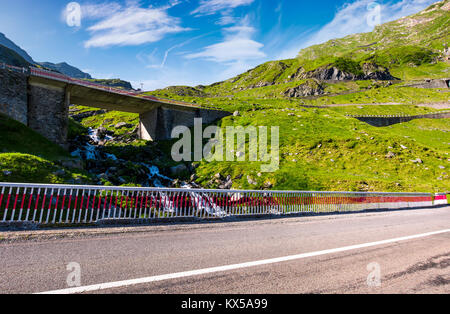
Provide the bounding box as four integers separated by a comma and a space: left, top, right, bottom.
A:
139, 108, 158, 141
0, 67, 230, 148
27, 80, 69, 148
139, 106, 231, 141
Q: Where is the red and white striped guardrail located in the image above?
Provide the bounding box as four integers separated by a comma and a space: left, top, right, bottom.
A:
434, 193, 448, 205
1, 62, 28, 73
0, 183, 440, 225
1, 63, 200, 109
29, 66, 200, 108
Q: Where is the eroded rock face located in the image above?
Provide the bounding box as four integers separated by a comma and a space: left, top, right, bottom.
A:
301, 63, 395, 81
71, 109, 109, 122
361, 63, 396, 80
284, 80, 324, 97
303, 66, 358, 81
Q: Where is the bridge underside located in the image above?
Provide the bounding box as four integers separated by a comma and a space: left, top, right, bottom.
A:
24, 75, 230, 145
0, 69, 229, 147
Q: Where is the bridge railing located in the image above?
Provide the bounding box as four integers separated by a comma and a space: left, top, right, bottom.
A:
28, 66, 200, 109
1, 63, 29, 73
0, 183, 436, 225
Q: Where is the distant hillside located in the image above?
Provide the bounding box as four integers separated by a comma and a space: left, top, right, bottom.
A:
39, 62, 92, 79
151, 86, 208, 97
170, 0, 449, 99
297, 0, 450, 61
139, 1, 450, 193
0, 33, 137, 89
0, 112, 94, 184
0, 32, 34, 63
83, 78, 133, 90
0, 32, 92, 79
0, 45, 31, 68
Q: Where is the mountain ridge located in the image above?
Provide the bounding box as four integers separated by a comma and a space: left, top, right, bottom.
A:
151, 0, 449, 97
38, 61, 92, 79
0, 32, 34, 64
0, 34, 135, 89
0, 45, 31, 68
0, 32, 92, 79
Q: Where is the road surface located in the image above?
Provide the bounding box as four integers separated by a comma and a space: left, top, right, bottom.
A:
0, 207, 449, 294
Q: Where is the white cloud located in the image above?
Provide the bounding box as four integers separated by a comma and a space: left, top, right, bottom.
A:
216, 14, 238, 25
192, 0, 254, 16
81, 3, 122, 19
85, 6, 189, 48
278, 0, 438, 59
62, 2, 189, 48
62, 2, 122, 26
185, 24, 265, 63
130, 69, 207, 91
147, 33, 212, 69
183, 16, 266, 82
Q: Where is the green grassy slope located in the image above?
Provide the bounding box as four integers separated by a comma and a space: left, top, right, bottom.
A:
0, 113, 92, 184
0, 45, 31, 68
193, 107, 449, 192
1, 1, 448, 193
142, 1, 450, 192
151, 0, 449, 98
82, 78, 133, 90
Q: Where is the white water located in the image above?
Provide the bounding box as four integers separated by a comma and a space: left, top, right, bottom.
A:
70, 127, 225, 216
71, 128, 115, 161
70, 128, 170, 187
181, 183, 227, 217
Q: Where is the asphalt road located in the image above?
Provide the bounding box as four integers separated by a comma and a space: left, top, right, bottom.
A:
0, 207, 449, 294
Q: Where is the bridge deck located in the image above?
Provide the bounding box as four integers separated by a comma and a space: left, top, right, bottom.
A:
2, 63, 200, 110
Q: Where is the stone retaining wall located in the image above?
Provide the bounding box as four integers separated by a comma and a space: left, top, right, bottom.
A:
349, 112, 450, 127
0, 68, 28, 125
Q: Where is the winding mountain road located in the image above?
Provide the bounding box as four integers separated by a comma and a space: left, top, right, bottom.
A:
0, 206, 449, 294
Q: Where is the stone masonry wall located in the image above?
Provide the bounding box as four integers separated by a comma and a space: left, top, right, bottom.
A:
154, 106, 231, 140
0, 68, 28, 125
28, 84, 68, 148
353, 112, 450, 127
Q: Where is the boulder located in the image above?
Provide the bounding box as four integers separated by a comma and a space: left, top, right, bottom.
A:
170, 164, 188, 176
284, 79, 324, 97
97, 127, 108, 139
97, 173, 108, 180
115, 122, 133, 129
60, 159, 83, 170
386, 151, 396, 158
190, 174, 198, 181
52, 169, 66, 177
247, 175, 258, 186
219, 179, 233, 190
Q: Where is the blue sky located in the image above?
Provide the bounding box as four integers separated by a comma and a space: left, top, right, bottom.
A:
0, 0, 439, 90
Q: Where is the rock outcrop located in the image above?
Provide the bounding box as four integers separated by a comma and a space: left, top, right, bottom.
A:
284, 79, 324, 97
301, 62, 395, 81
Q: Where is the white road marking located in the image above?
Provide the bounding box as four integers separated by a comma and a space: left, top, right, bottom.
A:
37, 228, 450, 294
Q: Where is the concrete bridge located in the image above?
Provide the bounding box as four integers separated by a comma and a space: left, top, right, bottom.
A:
347, 111, 450, 126
0, 65, 230, 147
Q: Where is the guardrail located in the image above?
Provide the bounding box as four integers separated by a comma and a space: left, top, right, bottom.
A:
1, 63, 200, 109
434, 193, 448, 205
29, 67, 200, 109
1, 62, 28, 73
346, 112, 450, 118
0, 183, 438, 225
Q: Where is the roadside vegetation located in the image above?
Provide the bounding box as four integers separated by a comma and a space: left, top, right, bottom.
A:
0, 113, 93, 184
0, 1, 448, 193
